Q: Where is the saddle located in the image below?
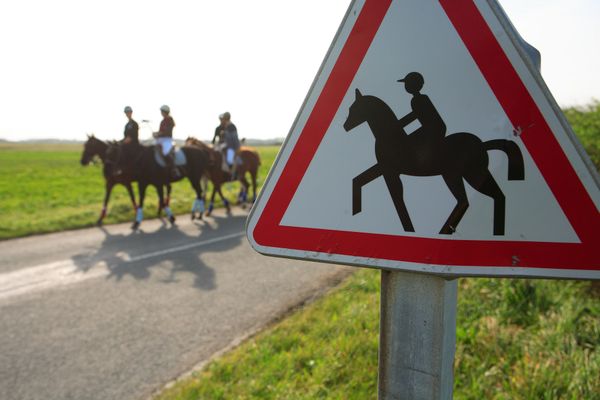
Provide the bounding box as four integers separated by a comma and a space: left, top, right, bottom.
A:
154, 145, 187, 168
220, 152, 242, 173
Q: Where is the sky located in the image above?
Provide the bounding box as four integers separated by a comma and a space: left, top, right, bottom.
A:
0, 0, 598, 142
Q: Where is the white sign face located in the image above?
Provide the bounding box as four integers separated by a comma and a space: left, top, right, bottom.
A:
247, 0, 600, 279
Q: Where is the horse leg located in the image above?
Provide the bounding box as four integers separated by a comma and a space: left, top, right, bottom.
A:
191, 183, 208, 220
191, 195, 206, 220
98, 180, 114, 226
166, 183, 172, 206
465, 170, 506, 235
133, 183, 147, 230
205, 184, 218, 217
201, 175, 209, 194
192, 176, 208, 219
352, 164, 382, 215
156, 184, 175, 225
238, 172, 250, 206
214, 182, 231, 215
189, 177, 205, 221
125, 182, 138, 211
440, 174, 469, 234
383, 173, 415, 232
157, 184, 172, 217
221, 187, 231, 214
250, 168, 258, 203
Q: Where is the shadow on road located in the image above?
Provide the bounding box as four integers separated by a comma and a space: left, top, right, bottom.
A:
70, 214, 246, 291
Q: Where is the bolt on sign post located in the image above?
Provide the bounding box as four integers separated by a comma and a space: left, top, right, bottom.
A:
246, 0, 600, 398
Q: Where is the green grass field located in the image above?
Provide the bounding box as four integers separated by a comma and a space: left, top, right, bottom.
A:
0, 143, 279, 239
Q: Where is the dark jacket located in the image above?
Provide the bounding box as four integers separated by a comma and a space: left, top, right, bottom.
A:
124, 119, 139, 144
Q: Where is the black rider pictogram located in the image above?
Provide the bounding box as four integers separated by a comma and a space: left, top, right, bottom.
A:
343, 72, 525, 236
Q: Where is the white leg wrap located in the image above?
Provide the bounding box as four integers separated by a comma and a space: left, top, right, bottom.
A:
136, 208, 144, 223
192, 199, 205, 213
165, 206, 173, 218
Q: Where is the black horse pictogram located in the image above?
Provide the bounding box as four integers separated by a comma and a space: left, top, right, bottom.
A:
343, 87, 525, 235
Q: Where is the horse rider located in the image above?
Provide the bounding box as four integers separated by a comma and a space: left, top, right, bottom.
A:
123, 106, 139, 145
397, 72, 446, 154
153, 104, 177, 179
219, 111, 240, 178
111, 106, 140, 176
212, 114, 225, 145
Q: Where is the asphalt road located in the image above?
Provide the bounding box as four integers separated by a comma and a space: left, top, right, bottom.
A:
0, 208, 352, 400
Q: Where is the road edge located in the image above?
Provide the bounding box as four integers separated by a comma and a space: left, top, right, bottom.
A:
145, 267, 354, 400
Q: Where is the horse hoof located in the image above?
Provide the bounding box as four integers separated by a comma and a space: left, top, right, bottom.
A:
205, 210, 212, 217
96, 220, 103, 227
131, 222, 140, 230
191, 213, 196, 221
169, 216, 176, 225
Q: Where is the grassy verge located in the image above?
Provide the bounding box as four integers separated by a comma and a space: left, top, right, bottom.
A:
0, 144, 278, 240
563, 101, 600, 167
155, 269, 599, 400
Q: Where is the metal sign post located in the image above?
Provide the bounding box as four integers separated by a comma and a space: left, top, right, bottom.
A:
378, 271, 457, 400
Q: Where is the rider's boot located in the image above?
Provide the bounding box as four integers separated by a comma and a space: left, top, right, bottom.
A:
230, 162, 237, 181
165, 152, 179, 180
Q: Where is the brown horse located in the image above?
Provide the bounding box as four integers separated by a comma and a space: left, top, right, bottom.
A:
184, 137, 231, 216
185, 137, 261, 215
105, 140, 211, 229
81, 135, 173, 225
80, 135, 137, 225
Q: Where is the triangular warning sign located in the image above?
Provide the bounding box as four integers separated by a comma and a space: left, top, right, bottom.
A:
247, 0, 600, 279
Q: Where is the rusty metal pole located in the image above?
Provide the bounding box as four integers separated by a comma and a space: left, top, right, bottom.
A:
378, 270, 458, 400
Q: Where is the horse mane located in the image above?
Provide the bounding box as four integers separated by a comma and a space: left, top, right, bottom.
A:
185, 136, 212, 150
85, 135, 109, 148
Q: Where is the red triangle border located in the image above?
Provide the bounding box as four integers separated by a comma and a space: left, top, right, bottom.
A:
251, 0, 600, 271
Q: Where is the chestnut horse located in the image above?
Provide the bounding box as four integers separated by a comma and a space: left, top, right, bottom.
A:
185, 137, 261, 215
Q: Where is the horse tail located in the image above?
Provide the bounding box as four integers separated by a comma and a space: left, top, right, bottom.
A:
254, 150, 261, 166
483, 139, 524, 180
